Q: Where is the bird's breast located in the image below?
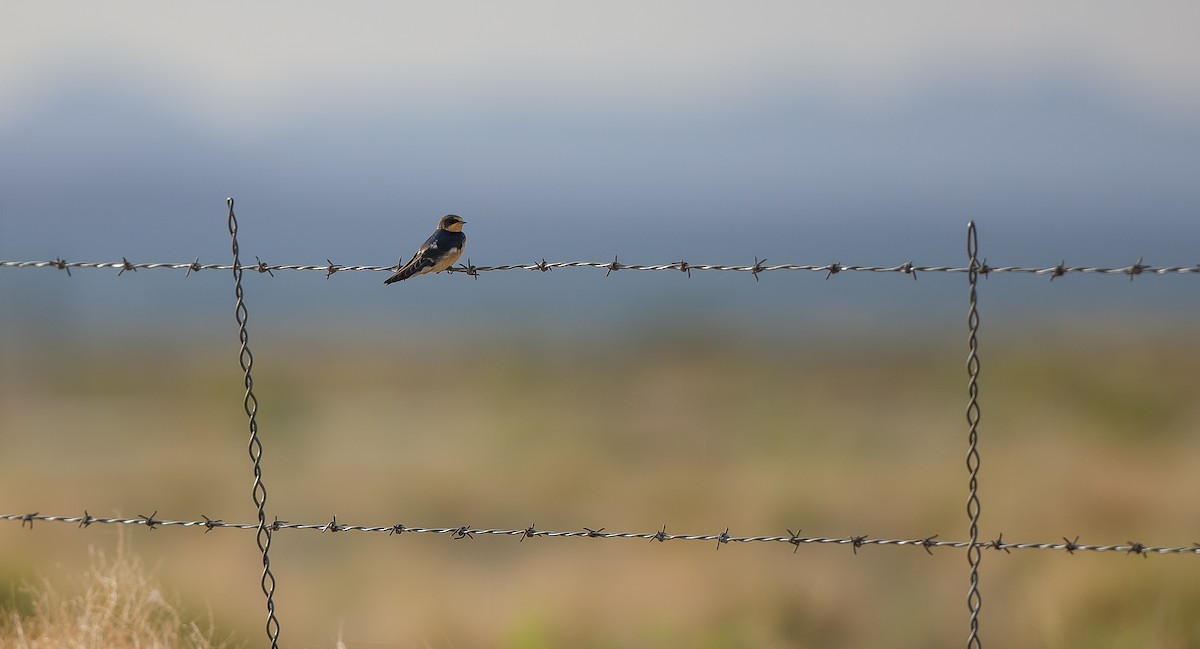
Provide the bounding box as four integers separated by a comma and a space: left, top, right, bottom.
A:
427, 246, 463, 273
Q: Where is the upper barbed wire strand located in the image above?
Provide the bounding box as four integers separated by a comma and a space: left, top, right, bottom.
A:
3, 258, 1198, 276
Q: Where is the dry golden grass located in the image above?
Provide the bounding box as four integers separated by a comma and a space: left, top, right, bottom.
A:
0, 535, 234, 649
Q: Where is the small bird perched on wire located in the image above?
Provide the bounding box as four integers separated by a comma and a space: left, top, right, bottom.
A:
384, 214, 467, 284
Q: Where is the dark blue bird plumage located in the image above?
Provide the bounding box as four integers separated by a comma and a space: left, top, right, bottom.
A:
385, 215, 467, 284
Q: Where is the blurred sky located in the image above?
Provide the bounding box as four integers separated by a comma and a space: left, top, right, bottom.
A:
1, 1, 1197, 330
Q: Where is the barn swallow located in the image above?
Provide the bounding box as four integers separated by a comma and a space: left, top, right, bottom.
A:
384, 214, 467, 284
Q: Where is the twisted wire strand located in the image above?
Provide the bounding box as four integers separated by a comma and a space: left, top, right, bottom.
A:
4, 513, 1197, 556
965, 222, 984, 649
3, 258, 1198, 278
228, 199, 281, 649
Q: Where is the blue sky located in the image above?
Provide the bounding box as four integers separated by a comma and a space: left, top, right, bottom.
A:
2, 2, 1197, 329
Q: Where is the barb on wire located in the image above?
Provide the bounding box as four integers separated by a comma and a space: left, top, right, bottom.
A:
1127, 257, 1145, 282
139, 510, 161, 530
520, 523, 537, 542
716, 527, 732, 550
228, 198, 281, 649
605, 255, 622, 277
463, 258, 479, 280
652, 524, 669, 543
5, 512, 1200, 557
751, 257, 767, 281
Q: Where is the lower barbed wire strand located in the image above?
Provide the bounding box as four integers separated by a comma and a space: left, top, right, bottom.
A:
5, 513, 1198, 555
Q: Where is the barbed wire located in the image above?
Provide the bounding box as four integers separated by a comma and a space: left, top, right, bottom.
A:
4, 512, 1198, 557
2, 257, 1198, 280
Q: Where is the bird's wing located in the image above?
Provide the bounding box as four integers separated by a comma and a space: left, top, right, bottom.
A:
384, 231, 445, 284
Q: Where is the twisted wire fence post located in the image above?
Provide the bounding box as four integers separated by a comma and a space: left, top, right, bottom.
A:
965, 221, 983, 649
229, 198, 281, 649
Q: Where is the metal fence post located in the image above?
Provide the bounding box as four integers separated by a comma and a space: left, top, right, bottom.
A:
229, 198, 282, 648
965, 221, 984, 649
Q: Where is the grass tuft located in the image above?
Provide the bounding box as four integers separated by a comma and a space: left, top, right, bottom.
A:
0, 536, 235, 649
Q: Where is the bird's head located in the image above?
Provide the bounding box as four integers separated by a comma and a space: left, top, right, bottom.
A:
439, 214, 466, 232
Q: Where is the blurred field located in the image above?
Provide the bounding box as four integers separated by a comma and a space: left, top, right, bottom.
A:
1, 535, 231, 648
2, 321, 1199, 648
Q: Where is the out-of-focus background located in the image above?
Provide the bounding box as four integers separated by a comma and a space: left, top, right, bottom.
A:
2, 2, 1199, 647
